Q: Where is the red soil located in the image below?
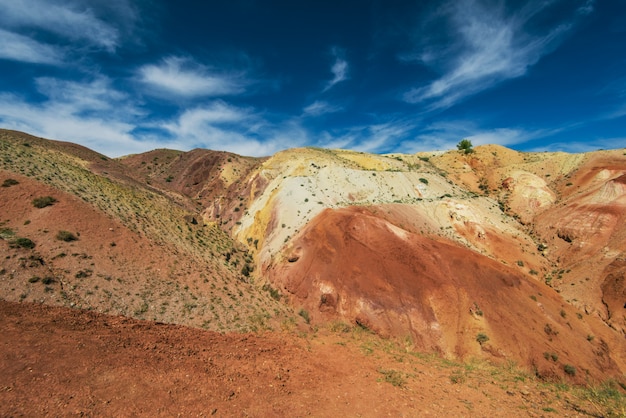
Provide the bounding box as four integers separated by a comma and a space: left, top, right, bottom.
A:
0, 300, 616, 417
268, 207, 626, 382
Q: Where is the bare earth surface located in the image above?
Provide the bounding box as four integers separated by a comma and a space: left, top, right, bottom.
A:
1, 300, 619, 417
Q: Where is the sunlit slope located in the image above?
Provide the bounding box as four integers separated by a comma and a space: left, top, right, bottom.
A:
0, 129, 289, 331
199, 144, 626, 380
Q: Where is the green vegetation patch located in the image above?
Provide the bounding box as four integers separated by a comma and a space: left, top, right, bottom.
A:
476, 333, 489, 345
457, 138, 474, 154
32, 196, 57, 208
56, 230, 78, 242
9, 237, 35, 249
378, 368, 407, 388
1, 178, 19, 187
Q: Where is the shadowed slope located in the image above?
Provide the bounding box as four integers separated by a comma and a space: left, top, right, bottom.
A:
119, 148, 263, 208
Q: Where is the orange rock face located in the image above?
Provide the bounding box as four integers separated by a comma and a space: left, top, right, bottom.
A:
268, 207, 626, 381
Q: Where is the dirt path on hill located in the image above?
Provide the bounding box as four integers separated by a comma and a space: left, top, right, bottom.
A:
0, 301, 615, 417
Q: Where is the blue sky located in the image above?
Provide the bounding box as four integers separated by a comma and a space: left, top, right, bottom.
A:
0, 0, 624, 157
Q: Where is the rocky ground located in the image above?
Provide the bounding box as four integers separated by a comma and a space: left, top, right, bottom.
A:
2, 300, 624, 417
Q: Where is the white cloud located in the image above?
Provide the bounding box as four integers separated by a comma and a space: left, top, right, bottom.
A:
137, 56, 245, 99
302, 100, 343, 117
0, 0, 122, 52
6, 71, 610, 159
465, 128, 544, 147
0, 73, 304, 158
323, 47, 349, 92
0, 77, 152, 156
316, 120, 419, 154
357, 122, 415, 153
577, 0, 595, 15
396, 119, 556, 153
0, 29, 64, 64
160, 103, 311, 156
0, 91, 144, 156
526, 136, 626, 153
34, 77, 133, 114
162, 101, 251, 136
403, 0, 581, 109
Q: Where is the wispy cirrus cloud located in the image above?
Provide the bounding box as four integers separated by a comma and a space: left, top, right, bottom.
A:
0, 0, 125, 53
317, 119, 420, 154
161, 103, 311, 156
35, 77, 134, 114
403, 0, 589, 109
0, 29, 64, 65
323, 47, 349, 92
577, 0, 595, 16
396, 119, 557, 153
302, 100, 343, 117
137, 56, 246, 99
527, 136, 626, 153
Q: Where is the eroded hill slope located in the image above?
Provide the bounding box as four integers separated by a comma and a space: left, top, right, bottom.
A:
0, 130, 288, 331
193, 145, 626, 381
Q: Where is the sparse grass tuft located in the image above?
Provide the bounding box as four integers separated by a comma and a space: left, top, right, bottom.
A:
1, 178, 19, 187
298, 309, 310, 324
476, 333, 489, 345
575, 380, 626, 417
450, 370, 466, 384
564, 364, 576, 376
0, 227, 15, 239
329, 321, 352, 333
9, 237, 35, 249
378, 369, 407, 388
56, 230, 78, 242
32, 196, 57, 208
262, 284, 281, 301
543, 352, 559, 362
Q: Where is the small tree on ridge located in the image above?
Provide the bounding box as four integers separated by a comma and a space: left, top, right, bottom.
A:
457, 138, 474, 154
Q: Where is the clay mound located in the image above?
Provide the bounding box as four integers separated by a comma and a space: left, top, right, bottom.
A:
501, 171, 556, 224
268, 207, 625, 381
601, 258, 626, 335
532, 154, 626, 318
119, 148, 262, 207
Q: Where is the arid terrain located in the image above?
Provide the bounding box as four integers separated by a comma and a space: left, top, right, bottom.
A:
3, 300, 625, 417
1, 129, 625, 416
